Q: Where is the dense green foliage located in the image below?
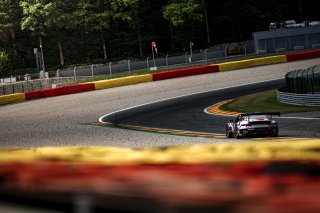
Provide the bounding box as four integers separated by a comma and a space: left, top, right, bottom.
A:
0, 50, 8, 73
163, 0, 203, 26
0, 0, 318, 76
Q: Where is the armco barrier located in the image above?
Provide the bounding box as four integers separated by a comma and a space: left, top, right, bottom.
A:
24, 90, 44, 100
25, 83, 96, 100
218, 55, 287, 72
0, 93, 25, 105
3, 51, 320, 105
286, 49, 320, 62
62, 83, 95, 94
152, 65, 219, 81
25, 87, 68, 100
94, 74, 153, 90
277, 89, 320, 106
42, 87, 66, 97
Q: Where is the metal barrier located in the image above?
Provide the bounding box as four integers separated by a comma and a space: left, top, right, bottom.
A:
54, 41, 255, 78
277, 86, 320, 106
0, 77, 89, 96
285, 65, 320, 94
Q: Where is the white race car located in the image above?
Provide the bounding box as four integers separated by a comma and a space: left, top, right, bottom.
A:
226, 112, 280, 139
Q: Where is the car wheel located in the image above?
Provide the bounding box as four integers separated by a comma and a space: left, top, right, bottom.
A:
233, 131, 240, 139
226, 125, 233, 138
226, 131, 232, 138
235, 132, 241, 139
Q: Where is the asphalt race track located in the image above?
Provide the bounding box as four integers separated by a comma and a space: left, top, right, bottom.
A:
1, 59, 320, 148
101, 79, 320, 138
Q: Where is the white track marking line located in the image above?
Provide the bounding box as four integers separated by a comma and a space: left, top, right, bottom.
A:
99, 78, 284, 122
98, 77, 318, 137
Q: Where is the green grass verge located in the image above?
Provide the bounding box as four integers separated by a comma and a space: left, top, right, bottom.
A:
220, 90, 320, 113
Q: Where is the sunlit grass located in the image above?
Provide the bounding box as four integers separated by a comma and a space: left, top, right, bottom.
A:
220, 90, 320, 113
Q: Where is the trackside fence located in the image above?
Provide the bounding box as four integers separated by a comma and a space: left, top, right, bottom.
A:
277, 64, 320, 106
0, 77, 90, 96
2, 42, 320, 97
277, 87, 320, 106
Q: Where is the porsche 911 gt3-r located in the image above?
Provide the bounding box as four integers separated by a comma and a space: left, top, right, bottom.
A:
226, 112, 280, 139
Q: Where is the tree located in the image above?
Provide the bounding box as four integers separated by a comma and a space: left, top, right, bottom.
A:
163, 0, 203, 27
209, 0, 289, 42
20, 0, 78, 67
0, 50, 8, 75
117, 0, 168, 56
74, 0, 139, 61
163, 0, 206, 49
74, 0, 111, 62
121, 0, 145, 56
20, 0, 57, 72
46, 0, 78, 66
0, 0, 313, 73
0, 0, 22, 44
0, 0, 25, 75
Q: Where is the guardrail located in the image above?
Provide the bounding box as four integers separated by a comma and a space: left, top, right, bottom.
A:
2, 49, 320, 105
277, 87, 320, 106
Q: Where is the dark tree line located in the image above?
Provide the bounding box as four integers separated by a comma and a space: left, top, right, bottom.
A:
0, 0, 317, 76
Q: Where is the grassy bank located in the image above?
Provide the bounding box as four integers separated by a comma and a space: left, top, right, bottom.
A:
220, 90, 320, 113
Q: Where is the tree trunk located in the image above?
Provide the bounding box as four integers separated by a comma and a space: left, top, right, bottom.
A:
100, 29, 107, 61
58, 41, 64, 66
10, 28, 15, 40
299, 0, 302, 22
39, 36, 46, 73
137, 19, 143, 56
10, 28, 17, 49
202, 0, 211, 45
169, 22, 175, 51
103, 40, 107, 61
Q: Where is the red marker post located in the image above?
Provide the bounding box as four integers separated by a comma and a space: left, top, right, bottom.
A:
151, 42, 158, 70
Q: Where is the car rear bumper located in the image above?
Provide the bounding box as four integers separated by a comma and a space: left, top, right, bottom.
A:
240, 127, 278, 137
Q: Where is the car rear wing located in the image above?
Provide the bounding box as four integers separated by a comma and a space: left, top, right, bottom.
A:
240, 112, 281, 117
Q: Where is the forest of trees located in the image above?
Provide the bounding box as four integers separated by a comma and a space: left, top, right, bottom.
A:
0, 0, 318, 76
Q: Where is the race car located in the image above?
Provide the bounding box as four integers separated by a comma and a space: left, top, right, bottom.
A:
226, 112, 280, 139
